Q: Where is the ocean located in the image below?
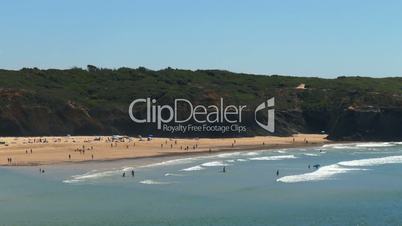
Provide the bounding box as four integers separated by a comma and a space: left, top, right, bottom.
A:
2, 142, 402, 226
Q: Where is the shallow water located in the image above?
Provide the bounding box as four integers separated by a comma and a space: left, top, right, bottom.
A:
2, 142, 402, 225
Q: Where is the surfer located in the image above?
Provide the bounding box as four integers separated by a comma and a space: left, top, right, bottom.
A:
276, 170, 279, 176
222, 166, 226, 173
131, 170, 135, 177
122, 172, 126, 177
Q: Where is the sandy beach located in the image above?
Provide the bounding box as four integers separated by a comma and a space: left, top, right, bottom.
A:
0, 134, 329, 166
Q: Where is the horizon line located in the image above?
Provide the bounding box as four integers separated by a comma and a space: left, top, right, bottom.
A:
1, 65, 400, 79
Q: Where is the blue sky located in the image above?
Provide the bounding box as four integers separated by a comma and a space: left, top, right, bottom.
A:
0, 0, 401, 77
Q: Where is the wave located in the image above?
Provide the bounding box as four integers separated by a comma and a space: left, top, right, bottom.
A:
277, 164, 363, 183
321, 143, 360, 150
249, 155, 297, 161
164, 173, 185, 177
201, 161, 229, 167
63, 169, 123, 183
140, 180, 172, 185
303, 153, 319, 157
236, 159, 248, 162
63, 165, 139, 184
356, 142, 395, 148
242, 152, 260, 156
216, 152, 241, 158
338, 155, 402, 167
143, 150, 260, 169
181, 165, 205, 171
322, 142, 401, 150
278, 155, 402, 183
143, 156, 208, 168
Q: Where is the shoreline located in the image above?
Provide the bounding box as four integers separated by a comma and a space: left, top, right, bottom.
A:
0, 134, 330, 167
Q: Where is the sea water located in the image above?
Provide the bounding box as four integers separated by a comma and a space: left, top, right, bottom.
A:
2, 142, 402, 225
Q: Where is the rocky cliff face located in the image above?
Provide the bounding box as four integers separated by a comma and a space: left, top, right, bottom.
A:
1, 102, 401, 141
327, 108, 402, 141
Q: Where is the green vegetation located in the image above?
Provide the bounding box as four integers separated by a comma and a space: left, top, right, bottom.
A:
1, 66, 401, 110
0, 66, 401, 138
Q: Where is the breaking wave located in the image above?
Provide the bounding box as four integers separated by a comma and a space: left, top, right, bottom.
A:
140, 180, 172, 185
277, 164, 363, 183
164, 173, 185, 177
278, 155, 402, 183
338, 155, 402, 167
249, 155, 297, 161
181, 165, 205, 171
322, 142, 401, 150
201, 161, 229, 167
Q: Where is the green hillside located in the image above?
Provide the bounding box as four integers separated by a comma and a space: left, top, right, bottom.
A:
0, 66, 401, 140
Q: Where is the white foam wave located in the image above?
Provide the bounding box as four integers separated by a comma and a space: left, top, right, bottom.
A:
321, 143, 359, 149
63, 169, 122, 183
303, 153, 319, 157
143, 156, 206, 168
277, 164, 362, 183
322, 142, 400, 150
201, 161, 228, 167
216, 152, 241, 158
122, 167, 135, 171
242, 152, 260, 156
181, 165, 205, 171
140, 180, 171, 185
278, 155, 402, 183
164, 173, 184, 177
249, 155, 297, 161
142, 150, 259, 169
356, 142, 395, 148
236, 159, 248, 162
338, 155, 402, 167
